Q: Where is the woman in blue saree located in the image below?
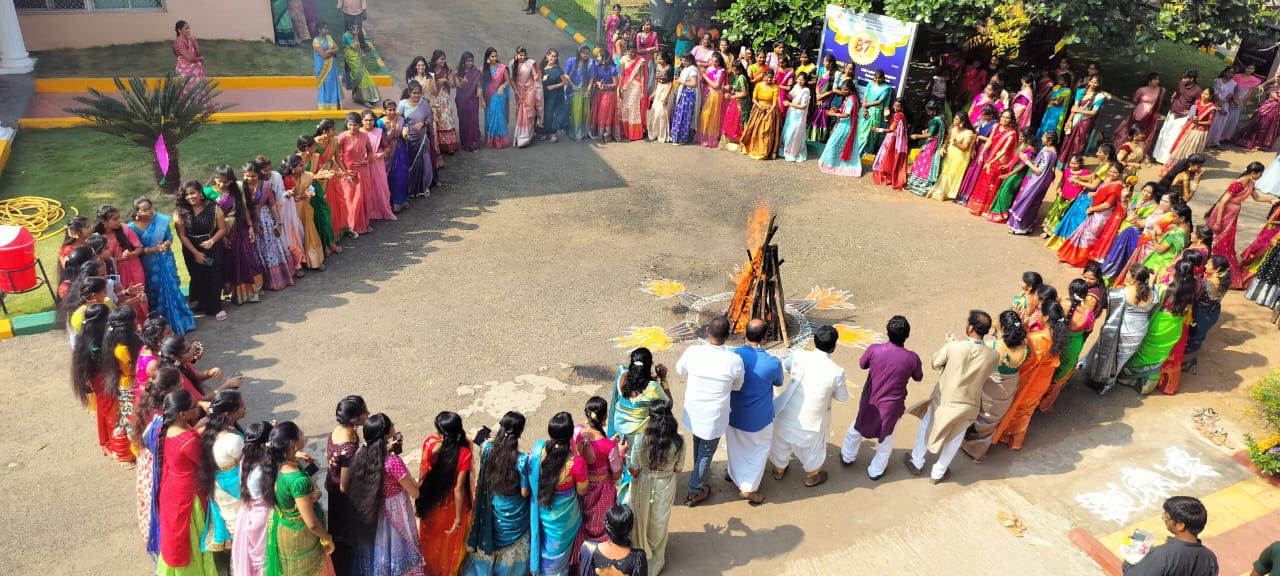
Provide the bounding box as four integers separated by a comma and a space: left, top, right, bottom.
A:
482, 47, 512, 149
564, 45, 595, 142
127, 197, 195, 335
463, 412, 532, 576
313, 23, 342, 111
607, 348, 669, 499
528, 412, 586, 576
1038, 72, 1073, 140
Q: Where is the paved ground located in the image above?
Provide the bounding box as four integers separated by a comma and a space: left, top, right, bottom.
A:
2, 1, 1279, 574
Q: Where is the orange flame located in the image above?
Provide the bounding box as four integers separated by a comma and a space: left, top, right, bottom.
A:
744, 202, 772, 253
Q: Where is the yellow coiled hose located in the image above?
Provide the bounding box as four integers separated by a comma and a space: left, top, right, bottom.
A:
0, 197, 75, 241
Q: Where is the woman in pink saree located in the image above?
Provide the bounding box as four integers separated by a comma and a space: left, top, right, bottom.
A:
358, 110, 397, 222
1207, 162, 1276, 283
1111, 73, 1163, 153
173, 21, 205, 80
1234, 77, 1280, 151
1012, 73, 1035, 129
968, 83, 1003, 128
618, 44, 650, 142
511, 47, 544, 149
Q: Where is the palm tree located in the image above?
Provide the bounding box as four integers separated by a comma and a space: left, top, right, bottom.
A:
66, 74, 231, 194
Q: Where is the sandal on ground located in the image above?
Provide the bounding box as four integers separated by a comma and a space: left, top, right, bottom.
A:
295, 270, 306, 278
804, 471, 828, 487
772, 467, 787, 481
118, 460, 137, 470
215, 310, 228, 321
685, 485, 710, 507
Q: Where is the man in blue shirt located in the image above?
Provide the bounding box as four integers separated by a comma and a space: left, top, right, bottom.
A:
726, 318, 784, 505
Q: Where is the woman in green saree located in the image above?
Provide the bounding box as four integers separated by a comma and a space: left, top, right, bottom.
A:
1143, 203, 1193, 279
264, 421, 335, 576
1120, 259, 1198, 394
341, 22, 380, 108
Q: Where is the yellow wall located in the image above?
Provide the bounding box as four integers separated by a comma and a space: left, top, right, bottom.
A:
18, 0, 273, 51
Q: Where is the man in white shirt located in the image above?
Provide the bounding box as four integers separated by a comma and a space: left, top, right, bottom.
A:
770, 325, 849, 488
678, 316, 745, 507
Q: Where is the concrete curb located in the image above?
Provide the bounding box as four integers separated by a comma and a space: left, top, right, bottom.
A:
34, 75, 394, 93
537, 5, 601, 55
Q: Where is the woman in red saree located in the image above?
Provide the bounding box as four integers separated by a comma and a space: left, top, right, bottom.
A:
1207, 162, 1277, 284
173, 21, 205, 80
871, 100, 910, 189
1112, 73, 1163, 153
511, 47, 544, 149
313, 121, 349, 244
618, 44, 650, 142
418, 412, 473, 576
967, 109, 1019, 215
1234, 77, 1280, 151
335, 112, 372, 235
1161, 89, 1215, 177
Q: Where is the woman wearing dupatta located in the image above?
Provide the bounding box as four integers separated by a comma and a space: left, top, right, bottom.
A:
779, 73, 811, 162
427, 53, 460, 155
128, 198, 196, 335
312, 24, 342, 111
1037, 73, 1072, 140
203, 393, 246, 554
1234, 77, 1280, 151
818, 82, 862, 177
510, 48, 544, 149
984, 128, 1036, 223
955, 106, 1000, 206
928, 114, 975, 201
695, 53, 726, 148
1112, 74, 1164, 152
1163, 90, 1217, 177
173, 21, 205, 80
648, 54, 675, 143
341, 24, 380, 108
967, 83, 1004, 131
529, 413, 587, 576
306, 127, 345, 253
1084, 265, 1159, 395
482, 48, 512, 149
359, 110, 397, 222
244, 169, 296, 291
966, 109, 1018, 215
399, 83, 436, 199
417, 413, 474, 576
871, 100, 910, 189
669, 54, 701, 145
608, 350, 670, 467
1120, 263, 1197, 394
740, 69, 781, 160
960, 311, 1029, 462
1208, 163, 1277, 282
1007, 132, 1060, 233
1058, 77, 1107, 168
619, 45, 651, 142
463, 413, 531, 576
1059, 174, 1125, 266
856, 71, 894, 159
1207, 68, 1237, 147
906, 101, 947, 196
626, 400, 683, 576
565, 46, 596, 142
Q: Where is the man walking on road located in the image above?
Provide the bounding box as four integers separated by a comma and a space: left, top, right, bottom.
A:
841, 315, 923, 480
727, 319, 784, 505
678, 316, 744, 507
770, 325, 849, 488
906, 310, 999, 484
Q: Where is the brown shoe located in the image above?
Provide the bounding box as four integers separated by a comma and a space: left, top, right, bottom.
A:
685, 485, 710, 507
903, 453, 924, 476
804, 470, 828, 487
743, 491, 765, 506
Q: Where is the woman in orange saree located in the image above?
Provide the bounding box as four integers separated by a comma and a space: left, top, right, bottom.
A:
991, 296, 1065, 452
418, 412, 474, 576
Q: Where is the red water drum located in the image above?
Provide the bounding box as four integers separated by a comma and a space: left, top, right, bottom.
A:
0, 225, 37, 292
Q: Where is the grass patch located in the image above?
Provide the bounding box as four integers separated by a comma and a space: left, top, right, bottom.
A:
1072, 41, 1227, 99
539, 0, 601, 42
0, 121, 319, 318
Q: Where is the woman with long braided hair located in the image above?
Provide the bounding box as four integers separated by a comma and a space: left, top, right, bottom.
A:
417, 411, 473, 575
577, 396, 621, 543
462, 411, 531, 576
348, 413, 424, 575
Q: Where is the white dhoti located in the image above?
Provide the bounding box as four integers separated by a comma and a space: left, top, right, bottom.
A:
1152, 114, 1190, 163
841, 423, 895, 478
769, 423, 828, 473
909, 403, 964, 481
725, 424, 772, 493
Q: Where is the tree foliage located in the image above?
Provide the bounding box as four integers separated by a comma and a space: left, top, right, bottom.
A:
65, 74, 230, 193
717, 0, 1271, 61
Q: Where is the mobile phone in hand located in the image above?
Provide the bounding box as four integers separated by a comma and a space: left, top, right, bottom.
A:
473, 426, 492, 446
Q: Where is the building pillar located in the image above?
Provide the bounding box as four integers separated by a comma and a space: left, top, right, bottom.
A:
0, 0, 36, 75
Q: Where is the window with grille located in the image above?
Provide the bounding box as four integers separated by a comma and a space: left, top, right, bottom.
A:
16, 0, 163, 11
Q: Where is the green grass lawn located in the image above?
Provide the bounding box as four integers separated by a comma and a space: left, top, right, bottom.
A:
1072, 41, 1227, 100
537, 0, 650, 46
0, 121, 318, 318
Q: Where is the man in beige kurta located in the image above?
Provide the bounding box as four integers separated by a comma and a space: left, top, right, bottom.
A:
906, 310, 1000, 483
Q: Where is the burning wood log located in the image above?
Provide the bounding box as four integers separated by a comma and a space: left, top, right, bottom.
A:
727, 211, 789, 347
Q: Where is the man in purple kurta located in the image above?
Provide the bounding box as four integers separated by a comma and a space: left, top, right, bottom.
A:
840, 315, 923, 480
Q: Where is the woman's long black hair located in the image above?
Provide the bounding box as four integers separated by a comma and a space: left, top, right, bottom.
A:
623, 347, 654, 397
348, 413, 393, 539
240, 421, 274, 503
91, 205, 137, 253
70, 303, 111, 406
132, 366, 182, 447
140, 315, 169, 353
101, 306, 141, 401
644, 399, 682, 470
213, 165, 257, 230
538, 412, 575, 506
417, 411, 467, 515
482, 47, 498, 92
405, 55, 429, 84
1165, 260, 1199, 316
1042, 300, 1069, 357
486, 411, 526, 496
1065, 278, 1089, 331
1128, 264, 1153, 304
154, 389, 196, 493
199, 389, 243, 497
260, 421, 303, 508
158, 334, 204, 396
584, 396, 608, 437
997, 310, 1027, 348
1158, 153, 1206, 192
